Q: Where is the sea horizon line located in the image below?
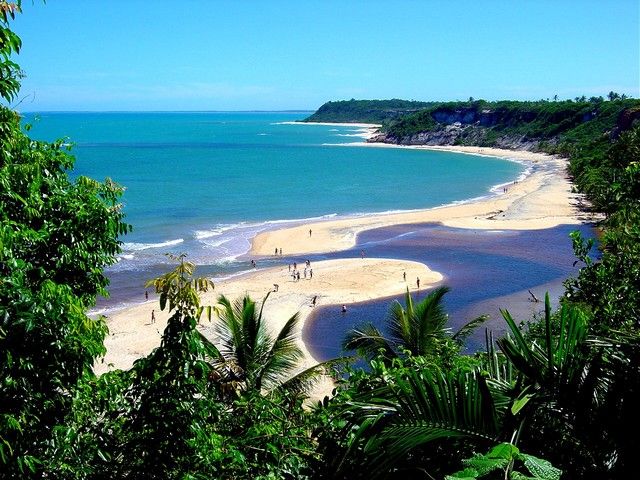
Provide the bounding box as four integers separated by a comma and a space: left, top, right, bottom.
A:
18, 109, 316, 114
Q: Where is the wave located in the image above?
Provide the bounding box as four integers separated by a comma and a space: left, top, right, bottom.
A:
322, 142, 367, 147
194, 224, 243, 240
123, 238, 184, 251
263, 212, 338, 225
193, 213, 341, 262
490, 164, 533, 195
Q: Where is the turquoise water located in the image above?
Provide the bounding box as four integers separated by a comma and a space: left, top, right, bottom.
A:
22, 112, 525, 309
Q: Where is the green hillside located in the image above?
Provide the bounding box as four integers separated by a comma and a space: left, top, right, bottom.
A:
303, 99, 437, 124
378, 98, 640, 156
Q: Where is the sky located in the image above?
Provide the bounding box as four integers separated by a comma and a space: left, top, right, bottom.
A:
9, 0, 640, 111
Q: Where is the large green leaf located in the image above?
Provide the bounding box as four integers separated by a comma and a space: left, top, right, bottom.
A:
338, 368, 503, 478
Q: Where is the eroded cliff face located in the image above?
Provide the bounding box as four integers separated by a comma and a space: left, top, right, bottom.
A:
369, 123, 548, 151
367, 105, 548, 150
367, 102, 640, 152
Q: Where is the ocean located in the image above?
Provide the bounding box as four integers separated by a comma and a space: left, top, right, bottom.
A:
23, 111, 528, 312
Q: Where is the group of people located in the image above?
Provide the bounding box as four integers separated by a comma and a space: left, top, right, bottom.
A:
288, 259, 313, 282
290, 266, 313, 282
273, 247, 283, 255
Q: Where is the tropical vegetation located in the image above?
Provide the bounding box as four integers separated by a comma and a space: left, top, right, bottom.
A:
303, 99, 437, 124
2, 3, 639, 479
344, 286, 486, 363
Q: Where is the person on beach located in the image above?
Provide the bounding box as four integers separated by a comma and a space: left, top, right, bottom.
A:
304, 268, 307, 279
145, 290, 148, 300
293, 262, 297, 270
273, 284, 279, 292
251, 259, 256, 268
151, 309, 156, 324
417, 277, 420, 289
288, 264, 291, 272
312, 295, 317, 307
279, 248, 282, 255
403, 271, 406, 282
275, 247, 278, 255
309, 229, 312, 237
361, 250, 365, 259
310, 268, 313, 279
297, 271, 301, 281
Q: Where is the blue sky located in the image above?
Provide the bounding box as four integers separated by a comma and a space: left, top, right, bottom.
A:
10, 0, 640, 111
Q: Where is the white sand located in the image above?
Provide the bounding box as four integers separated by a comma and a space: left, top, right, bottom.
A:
96, 259, 441, 390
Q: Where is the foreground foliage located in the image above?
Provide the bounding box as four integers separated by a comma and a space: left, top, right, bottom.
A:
1, 5, 130, 475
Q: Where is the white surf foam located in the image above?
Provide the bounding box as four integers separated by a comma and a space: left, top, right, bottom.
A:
123, 238, 184, 251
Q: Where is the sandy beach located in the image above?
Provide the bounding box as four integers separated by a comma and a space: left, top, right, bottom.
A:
96, 258, 441, 398
96, 128, 590, 399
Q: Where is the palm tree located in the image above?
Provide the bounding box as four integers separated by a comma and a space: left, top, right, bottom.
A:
330, 295, 612, 479
208, 291, 334, 396
343, 286, 487, 360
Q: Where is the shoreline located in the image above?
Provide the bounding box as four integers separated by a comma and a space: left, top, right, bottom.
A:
282, 121, 382, 129
250, 143, 587, 257
96, 125, 592, 400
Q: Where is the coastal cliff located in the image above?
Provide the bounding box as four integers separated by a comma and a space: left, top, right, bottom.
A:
368, 123, 544, 151
366, 100, 640, 154
305, 98, 640, 154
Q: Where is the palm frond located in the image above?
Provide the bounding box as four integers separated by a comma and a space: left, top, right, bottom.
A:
343, 323, 397, 360
258, 313, 303, 390
497, 294, 591, 401
452, 314, 490, 343
340, 368, 501, 478
195, 330, 224, 362
413, 285, 451, 352
213, 294, 242, 366
276, 357, 349, 397
388, 289, 414, 347
239, 295, 259, 362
